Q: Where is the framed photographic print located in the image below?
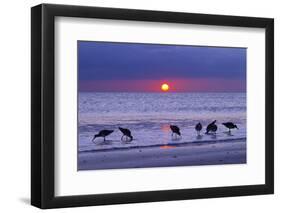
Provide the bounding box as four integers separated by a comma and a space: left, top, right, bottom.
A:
31, 3, 274, 209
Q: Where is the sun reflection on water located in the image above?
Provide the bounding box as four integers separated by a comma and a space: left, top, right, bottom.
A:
160, 145, 175, 149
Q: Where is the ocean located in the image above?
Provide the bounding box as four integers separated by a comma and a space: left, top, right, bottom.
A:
78, 92, 246, 153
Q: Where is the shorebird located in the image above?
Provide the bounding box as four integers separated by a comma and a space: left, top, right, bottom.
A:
222, 122, 238, 133
118, 127, 133, 141
92, 130, 114, 142
195, 122, 202, 135
206, 120, 217, 134
170, 125, 181, 139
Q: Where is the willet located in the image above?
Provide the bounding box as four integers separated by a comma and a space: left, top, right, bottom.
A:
119, 127, 133, 141
170, 125, 181, 139
92, 130, 114, 142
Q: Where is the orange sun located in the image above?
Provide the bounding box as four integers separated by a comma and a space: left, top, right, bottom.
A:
161, 83, 169, 92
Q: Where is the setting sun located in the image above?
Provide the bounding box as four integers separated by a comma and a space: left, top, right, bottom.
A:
161, 83, 169, 92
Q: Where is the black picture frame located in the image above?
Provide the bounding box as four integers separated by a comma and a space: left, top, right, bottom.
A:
31, 3, 274, 209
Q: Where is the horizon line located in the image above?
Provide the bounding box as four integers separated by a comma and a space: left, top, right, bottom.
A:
78, 91, 246, 93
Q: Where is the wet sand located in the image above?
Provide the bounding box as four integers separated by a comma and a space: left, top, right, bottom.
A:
78, 140, 246, 170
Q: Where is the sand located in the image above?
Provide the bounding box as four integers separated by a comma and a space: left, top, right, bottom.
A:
78, 139, 246, 170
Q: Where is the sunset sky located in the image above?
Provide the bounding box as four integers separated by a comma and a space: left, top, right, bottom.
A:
78, 41, 246, 92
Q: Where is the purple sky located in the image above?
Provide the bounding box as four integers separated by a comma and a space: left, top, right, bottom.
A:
78, 41, 246, 92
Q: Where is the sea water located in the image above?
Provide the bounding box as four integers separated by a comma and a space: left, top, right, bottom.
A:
78, 92, 246, 152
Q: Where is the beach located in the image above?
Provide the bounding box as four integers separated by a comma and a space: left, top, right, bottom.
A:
78, 139, 246, 170
78, 92, 246, 170
77, 41, 247, 171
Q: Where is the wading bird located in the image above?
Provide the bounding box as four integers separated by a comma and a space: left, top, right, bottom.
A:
170, 125, 181, 139
92, 130, 114, 142
222, 122, 238, 133
119, 127, 133, 141
195, 122, 202, 135
206, 120, 217, 134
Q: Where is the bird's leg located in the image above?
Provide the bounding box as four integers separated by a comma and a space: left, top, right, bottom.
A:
121, 135, 124, 141
103, 137, 106, 142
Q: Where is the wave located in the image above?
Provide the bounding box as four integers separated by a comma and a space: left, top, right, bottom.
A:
79, 92, 246, 115
79, 137, 246, 153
